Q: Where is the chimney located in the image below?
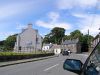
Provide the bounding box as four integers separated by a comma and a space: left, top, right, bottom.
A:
28, 23, 32, 29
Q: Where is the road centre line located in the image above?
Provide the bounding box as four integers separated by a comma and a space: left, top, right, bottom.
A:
43, 64, 59, 71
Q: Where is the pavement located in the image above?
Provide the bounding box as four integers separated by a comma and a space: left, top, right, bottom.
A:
0, 53, 88, 75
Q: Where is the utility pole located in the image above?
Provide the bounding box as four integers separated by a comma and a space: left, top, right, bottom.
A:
61, 37, 64, 52
88, 29, 90, 52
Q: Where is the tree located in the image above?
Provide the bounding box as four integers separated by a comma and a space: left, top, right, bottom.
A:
70, 30, 83, 40
43, 27, 65, 44
0, 40, 5, 51
63, 35, 71, 41
43, 34, 50, 44
0, 40, 5, 46
81, 34, 94, 52
4, 34, 17, 51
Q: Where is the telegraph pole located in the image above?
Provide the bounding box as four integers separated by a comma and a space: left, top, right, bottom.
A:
88, 29, 90, 52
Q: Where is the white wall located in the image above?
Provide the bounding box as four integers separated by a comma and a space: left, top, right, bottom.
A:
54, 48, 61, 55
42, 46, 50, 51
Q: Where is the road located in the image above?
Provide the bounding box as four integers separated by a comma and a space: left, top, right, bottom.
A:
0, 54, 88, 75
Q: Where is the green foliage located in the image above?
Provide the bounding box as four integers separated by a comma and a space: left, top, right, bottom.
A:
4, 35, 16, 50
43, 27, 65, 44
0, 52, 54, 56
0, 34, 18, 51
0, 52, 54, 62
69, 30, 94, 52
80, 34, 93, 51
0, 40, 5, 46
63, 35, 71, 41
43, 34, 51, 44
70, 30, 83, 40
81, 34, 93, 44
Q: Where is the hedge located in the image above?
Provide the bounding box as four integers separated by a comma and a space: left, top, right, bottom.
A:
0, 52, 54, 62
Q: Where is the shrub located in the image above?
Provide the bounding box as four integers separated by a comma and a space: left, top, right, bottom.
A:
0, 52, 54, 62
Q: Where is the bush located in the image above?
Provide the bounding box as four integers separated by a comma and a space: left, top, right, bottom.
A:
0, 52, 54, 62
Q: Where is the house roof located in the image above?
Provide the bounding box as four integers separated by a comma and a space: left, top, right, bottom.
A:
43, 44, 62, 49
19, 24, 37, 35
52, 44, 62, 49
43, 44, 53, 48
62, 39, 79, 45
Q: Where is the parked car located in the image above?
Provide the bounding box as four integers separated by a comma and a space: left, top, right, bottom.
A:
62, 50, 69, 55
67, 50, 72, 54
63, 41, 100, 75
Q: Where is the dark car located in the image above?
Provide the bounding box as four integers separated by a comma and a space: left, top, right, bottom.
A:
62, 50, 69, 56
63, 41, 100, 75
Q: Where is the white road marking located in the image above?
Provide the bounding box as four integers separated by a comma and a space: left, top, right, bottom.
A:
43, 64, 59, 71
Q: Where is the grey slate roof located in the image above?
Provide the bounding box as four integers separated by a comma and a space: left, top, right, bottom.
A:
52, 44, 62, 49
62, 39, 79, 45
43, 44, 53, 48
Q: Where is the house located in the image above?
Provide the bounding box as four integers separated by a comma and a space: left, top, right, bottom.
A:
42, 43, 62, 54
42, 43, 53, 51
14, 23, 43, 53
62, 39, 81, 53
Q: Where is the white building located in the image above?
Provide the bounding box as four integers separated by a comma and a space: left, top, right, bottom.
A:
14, 23, 43, 53
42, 44, 62, 54
42, 43, 53, 51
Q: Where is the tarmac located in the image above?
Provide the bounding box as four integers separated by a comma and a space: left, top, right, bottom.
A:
0, 55, 56, 67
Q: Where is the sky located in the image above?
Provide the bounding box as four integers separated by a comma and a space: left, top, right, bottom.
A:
0, 0, 100, 41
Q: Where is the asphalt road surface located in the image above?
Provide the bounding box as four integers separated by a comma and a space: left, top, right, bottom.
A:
0, 54, 88, 75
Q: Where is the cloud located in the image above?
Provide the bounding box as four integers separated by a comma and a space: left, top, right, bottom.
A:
57, 0, 74, 9
81, 17, 100, 36
81, 25, 100, 36
56, 0, 100, 36
47, 12, 60, 22
72, 12, 88, 18
0, 3, 24, 19
36, 20, 71, 30
57, 0, 98, 10
0, 0, 41, 20
36, 12, 72, 30
72, 12, 100, 36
